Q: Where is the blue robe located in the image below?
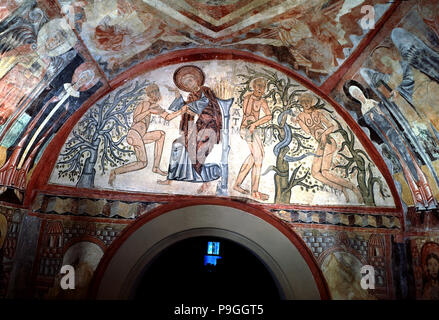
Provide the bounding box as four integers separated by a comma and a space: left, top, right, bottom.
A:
166, 88, 222, 183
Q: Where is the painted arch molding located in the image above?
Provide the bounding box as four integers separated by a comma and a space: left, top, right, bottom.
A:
92, 204, 328, 299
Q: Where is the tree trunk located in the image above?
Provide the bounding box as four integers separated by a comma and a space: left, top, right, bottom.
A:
358, 170, 374, 206
76, 157, 96, 189
274, 147, 291, 204
76, 139, 100, 189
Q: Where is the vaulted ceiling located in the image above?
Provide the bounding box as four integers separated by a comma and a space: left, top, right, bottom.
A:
58, 0, 394, 81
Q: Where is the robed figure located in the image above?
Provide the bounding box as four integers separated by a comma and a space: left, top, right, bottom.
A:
162, 65, 223, 187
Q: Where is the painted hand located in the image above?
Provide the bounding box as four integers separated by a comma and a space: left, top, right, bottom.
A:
249, 123, 256, 134
290, 115, 298, 124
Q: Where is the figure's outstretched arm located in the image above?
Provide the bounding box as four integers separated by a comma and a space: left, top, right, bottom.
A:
161, 109, 182, 121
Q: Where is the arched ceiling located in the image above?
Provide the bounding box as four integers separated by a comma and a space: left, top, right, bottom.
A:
0, 0, 438, 221
58, 0, 395, 83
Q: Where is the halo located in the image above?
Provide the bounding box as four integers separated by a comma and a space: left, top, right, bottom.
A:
72, 62, 99, 91
421, 242, 439, 269
173, 65, 205, 92
37, 18, 77, 57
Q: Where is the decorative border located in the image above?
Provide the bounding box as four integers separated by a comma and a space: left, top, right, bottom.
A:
31, 192, 402, 231
271, 209, 401, 230
32, 193, 162, 220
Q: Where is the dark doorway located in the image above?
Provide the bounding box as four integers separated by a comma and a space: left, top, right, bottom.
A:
135, 236, 281, 300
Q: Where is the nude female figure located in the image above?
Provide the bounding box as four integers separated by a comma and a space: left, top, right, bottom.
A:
234, 78, 272, 201
293, 93, 363, 203
108, 84, 182, 186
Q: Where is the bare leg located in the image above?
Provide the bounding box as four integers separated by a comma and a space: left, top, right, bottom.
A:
250, 134, 268, 200
234, 154, 254, 195
319, 140, 362, 203
234, 131, 255, 195
197, 182, 210, 194
144, 130, 167, 176
109, 130, 147, 186
311, 148, 343, 190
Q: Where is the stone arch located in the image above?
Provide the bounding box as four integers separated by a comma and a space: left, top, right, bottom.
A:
90, 201, 330, 300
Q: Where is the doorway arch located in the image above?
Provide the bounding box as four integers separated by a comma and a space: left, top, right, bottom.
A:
91, 201, 330, 299
134, 234, 282, 300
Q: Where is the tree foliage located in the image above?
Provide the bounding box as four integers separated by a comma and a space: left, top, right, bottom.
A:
237, 66, 388, 205
56, 81, 147, 183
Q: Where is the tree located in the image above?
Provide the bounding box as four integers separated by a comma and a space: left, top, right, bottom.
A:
331, 116, 389, 206
237, 67, 319, 203
237, 67, 388, 205
56, 81, 147, 188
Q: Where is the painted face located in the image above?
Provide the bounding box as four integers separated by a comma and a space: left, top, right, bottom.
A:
181, 74, 199, 92
146, 85, 161, 102
300, 95, 314, 110
75, 70, 95, 89
350, 86, 366, 104
45, 31, 65, 51
427, 256, 439, 279
252, 80, 266, 97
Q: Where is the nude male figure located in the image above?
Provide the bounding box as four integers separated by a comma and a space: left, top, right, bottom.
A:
233, 78, 272, 201
293, 93, 363, 203
108, 84, 182, 186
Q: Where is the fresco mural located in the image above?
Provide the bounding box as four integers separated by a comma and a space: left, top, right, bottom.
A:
334, 2, 439, 211
46, 241, 104, 299
0, 205, 26, 298
297, 229, 393, 299
0, 1, 104, 202
57, 0, 394, 83
30, 217, 128, 298
410, 238, 439, 300
0, 0, 437, 302
321, 251, 376, 300
50, 61, 393, 207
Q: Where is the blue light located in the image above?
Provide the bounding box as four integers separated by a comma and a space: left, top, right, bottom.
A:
204, 255, 222, 266
207, 241, 220, 255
